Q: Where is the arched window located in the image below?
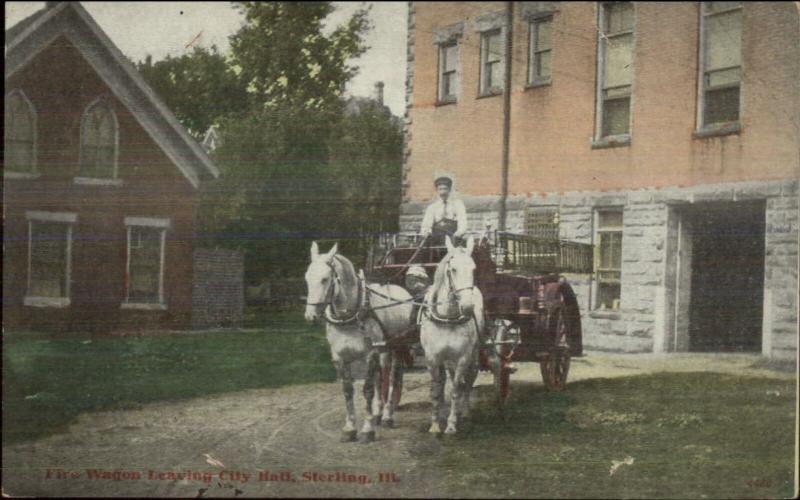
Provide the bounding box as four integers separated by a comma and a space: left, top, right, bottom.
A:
79, 98, 118, 179
4, 90, 37, 175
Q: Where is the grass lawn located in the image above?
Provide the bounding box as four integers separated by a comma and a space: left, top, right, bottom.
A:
2, 311, 335, 444
430, 371, 796, 499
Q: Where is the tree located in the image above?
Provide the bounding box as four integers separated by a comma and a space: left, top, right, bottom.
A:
137, 2, 400, 283
330, 100, 403, 237
230, 2, 371, 111
136, 46, 248, 137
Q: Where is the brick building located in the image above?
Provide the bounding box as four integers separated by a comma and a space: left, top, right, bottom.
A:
401, 2, 799, 359
4, 2, 222, 331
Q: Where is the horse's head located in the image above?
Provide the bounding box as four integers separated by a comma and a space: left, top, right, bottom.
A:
304, 241, 338, 322
442, 235, 477, 316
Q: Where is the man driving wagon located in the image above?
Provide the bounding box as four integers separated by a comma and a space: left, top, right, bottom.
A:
420, 174, 468, 246
404, 173, 470, 322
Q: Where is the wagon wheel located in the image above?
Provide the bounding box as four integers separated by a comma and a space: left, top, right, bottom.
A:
540, 306, 571, 391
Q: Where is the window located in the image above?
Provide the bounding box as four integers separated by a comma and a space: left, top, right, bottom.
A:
698, 2, 742, 128
438, 42, 459, 103
594, 209, 623, 311
525, 207, 559, 239
596, 2, 634, 140
479, 29, 504, 95
124, 217, 169, 308
528, 16, 553, 85
79, 98, 118, 179
4, 90, 37, 175
25, 211, 75, 308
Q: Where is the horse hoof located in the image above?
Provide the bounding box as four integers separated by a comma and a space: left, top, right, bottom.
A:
340, 430, 358, 442
381, 418, 395, 429
428, 423, 442, 434
444, 426, 457, 435
358, 431, 376, 443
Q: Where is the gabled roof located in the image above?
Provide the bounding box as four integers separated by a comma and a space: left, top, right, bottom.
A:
5, 8, 47, 43
5, 2, 219, 188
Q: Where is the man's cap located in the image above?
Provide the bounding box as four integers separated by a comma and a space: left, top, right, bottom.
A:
434, 175, 453, 188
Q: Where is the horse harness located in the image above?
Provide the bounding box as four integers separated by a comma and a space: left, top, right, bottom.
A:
306, 254, 480, 341
305, 255, 417, 342
422, 257, 480, 331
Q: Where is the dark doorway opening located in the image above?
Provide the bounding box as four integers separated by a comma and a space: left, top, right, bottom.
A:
687, 201, 765, 352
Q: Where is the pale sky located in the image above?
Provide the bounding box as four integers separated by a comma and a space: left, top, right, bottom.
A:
5, 2, 408, 116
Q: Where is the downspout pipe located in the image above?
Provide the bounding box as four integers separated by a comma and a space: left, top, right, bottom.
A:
498, 1, 514, 232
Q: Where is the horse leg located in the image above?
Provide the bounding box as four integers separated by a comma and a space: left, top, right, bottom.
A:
372, 353, 384, 427
445, 356, 471, 434
375, 351, 390, 427
461, 349, 479, 420
428, 363, 445, 434
336, 359, 357, 442
359, 351, 379, 443
381, 351, 402, 428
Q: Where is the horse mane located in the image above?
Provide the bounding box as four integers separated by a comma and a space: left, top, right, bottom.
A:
431, 253, 454, 300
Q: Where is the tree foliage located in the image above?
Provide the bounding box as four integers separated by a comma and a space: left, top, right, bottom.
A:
330, 101, 403, 237
230, 1, 371, 111
135, 46, 247, 137
138, 2, 402, 282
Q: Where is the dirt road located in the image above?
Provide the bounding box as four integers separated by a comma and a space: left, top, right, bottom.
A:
2, 353, 792, 498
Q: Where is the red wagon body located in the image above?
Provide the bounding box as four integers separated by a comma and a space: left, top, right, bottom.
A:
363, 230, 592, 403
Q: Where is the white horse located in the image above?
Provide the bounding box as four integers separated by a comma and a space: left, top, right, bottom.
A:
420, 235, 484, 434
304, 242, 414, 442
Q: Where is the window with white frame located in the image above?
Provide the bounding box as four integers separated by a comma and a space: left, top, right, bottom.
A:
525, 206, 560, 239
479, 29, 504, 95
594, 209, 623, 311
528, 16, 553, 85
4, 90, 37, 175
79, 98, 118, 179
25, 211, 75, 307
596, 2, 634, 139
438, 41, 459, 103
124, 217, 169, 307
698, 1, 742, 128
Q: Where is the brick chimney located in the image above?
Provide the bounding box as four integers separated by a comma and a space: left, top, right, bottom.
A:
374, 81, 384, 106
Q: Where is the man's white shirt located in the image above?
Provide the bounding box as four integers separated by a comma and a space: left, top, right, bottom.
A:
420, 196, 468, 236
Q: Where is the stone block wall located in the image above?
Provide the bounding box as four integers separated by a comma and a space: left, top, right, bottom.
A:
399, 179, 799, 359
401, 1, 416, 202
764, 180, 799, 360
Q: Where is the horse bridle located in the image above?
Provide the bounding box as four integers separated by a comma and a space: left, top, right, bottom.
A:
443, 258, 474, 304
305, 255, 364, 321
305, 256, 342, 308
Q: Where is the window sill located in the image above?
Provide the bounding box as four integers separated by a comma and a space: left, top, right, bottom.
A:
24, 296, 71, 308
73, 177, 123, 186
121, 302, 167, 311
477, 89, 503, 100
525, 79, 551, 90
435, 98, 457, 107
692, 122, 741, 139
5, 171, 41, 180
591, 134, 631, 149
589, 310, 621, 320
